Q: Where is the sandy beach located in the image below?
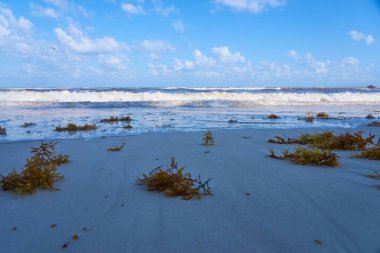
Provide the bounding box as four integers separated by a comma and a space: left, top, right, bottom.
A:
1, 126, 380, 253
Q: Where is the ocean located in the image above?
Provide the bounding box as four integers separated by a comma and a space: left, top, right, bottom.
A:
0, 87, 379, 142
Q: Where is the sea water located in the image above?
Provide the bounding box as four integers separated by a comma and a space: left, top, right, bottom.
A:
0, 87, 379, 142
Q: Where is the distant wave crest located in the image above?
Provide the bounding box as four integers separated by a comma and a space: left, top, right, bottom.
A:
1, 89, 380, 107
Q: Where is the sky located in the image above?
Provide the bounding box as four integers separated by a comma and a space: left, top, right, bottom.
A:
0, 0, 379, 88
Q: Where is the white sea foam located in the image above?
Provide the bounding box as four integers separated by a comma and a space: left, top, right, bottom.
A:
1, 90, 380, 107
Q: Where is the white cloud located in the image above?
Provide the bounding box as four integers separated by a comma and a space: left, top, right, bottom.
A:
54, 24, 126, 54
172, 19, 185, 33
98, 54, 127, 70
0, 6, 34, 55
43, 0, 93, 18
140, 39, 175, 53
43, 0, 69, 9
148, 62, 171, 76
121, 3, 145, 15
342, 57, 360, 66
212, 46, 246, 63
150, 46, 249, 78
287, 50, 298, 59
349, 30, 374, 45
30, 4, 59, 19
152, 0, 176, 16
193, 49, 216, 67
214, 0, 285, 13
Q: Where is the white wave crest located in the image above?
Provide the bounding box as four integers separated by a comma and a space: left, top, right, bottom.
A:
1, 90, 380, 106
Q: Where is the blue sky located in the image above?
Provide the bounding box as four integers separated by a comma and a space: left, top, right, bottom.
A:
0, 0, 379, 87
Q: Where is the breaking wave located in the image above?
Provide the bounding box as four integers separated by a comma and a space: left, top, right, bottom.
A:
1, 88, 380, 107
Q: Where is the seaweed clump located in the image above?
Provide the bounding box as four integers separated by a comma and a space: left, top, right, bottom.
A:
203, 130, 214, 146
22, 122, 36, 128
107, 143, 125, 152
269, 146, 339, 167
368, 121, 380, 127
123, 124, 133, 129
365, 114, 375, 119
0, 126, 6, 135
269, 131, 375, 151
55, 123, 97, 132
268, 113, 280, 119
353, 144, 380, 160
0, 142, 70, 194
367, 170, 380, 180
316, 112, 329, 118
137, 158, 212, 200
100, 116, 132, 123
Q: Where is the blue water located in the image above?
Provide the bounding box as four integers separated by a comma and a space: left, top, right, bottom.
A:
0, 87, 379, 142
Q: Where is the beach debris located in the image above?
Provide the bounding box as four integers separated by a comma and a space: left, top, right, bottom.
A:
0, 141, 70, 194
353, 143, 380, 160
365, 114, 375, 119
316, 112, 329, 119
304, 116, 314, 122
82, 227, 88, 231
62, 243, 70, 249
203, 130, 214, 146
22, 122, 36, 128
100, 116, 132, 123
72, 234, 79, 240
314, 239, 323, 245
268, 113, 280, 119
0, 126, 6, 135
228, 119, 238, 123
204, 150, 211, 154
368, 121, 380, 127
50, 224, 57, 228
245, 192, 251, 196
242, 136, 251, 139
367, 170, 380, 180
12, 226, 17, 231
107, 143, 125, 152
123, 124, 133, 129
55, 123, 97, 132
137, 157, 212, 200
269, 131, 375, 151
269, 146, 340, 167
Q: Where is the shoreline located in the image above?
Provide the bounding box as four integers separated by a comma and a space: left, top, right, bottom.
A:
0, 122, 376, 145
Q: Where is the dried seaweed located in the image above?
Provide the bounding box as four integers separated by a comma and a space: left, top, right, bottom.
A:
55, 123, 97, 132
203, 130, 214, 146
353, 144, 380, 160
0, 126, 6, 135
137, 157, 212, 200
22, 122, 36, 128
100, 116, 132, 123
123, 124, 133, 129
269, 131, 375, 151
268, 113, 280, 119
269, 146, 339, 166
316, 112, 329, 118
368, 121, 380, 127
0, 142, 70, 194
305, 116, 314, 122
367, 170, 380, 180
107, 143, 125, 152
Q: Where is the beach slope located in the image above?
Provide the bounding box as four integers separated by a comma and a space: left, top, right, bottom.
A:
0, 127, 380, 253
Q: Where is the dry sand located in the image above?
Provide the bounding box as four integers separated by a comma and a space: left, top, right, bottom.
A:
0, 126, 380, 253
